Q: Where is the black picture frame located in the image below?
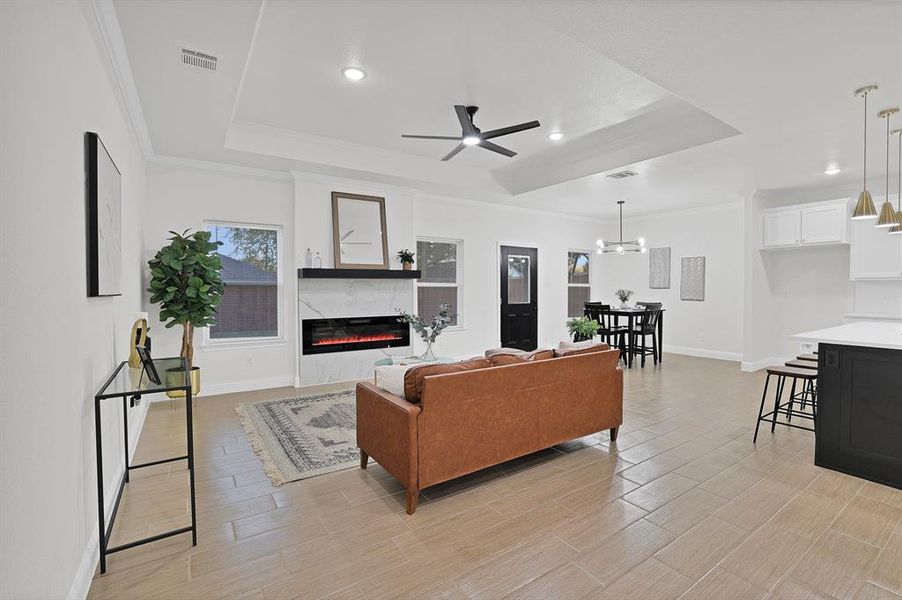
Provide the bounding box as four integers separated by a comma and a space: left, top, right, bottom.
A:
135, 346, 161, 385
85, 132, 122, 297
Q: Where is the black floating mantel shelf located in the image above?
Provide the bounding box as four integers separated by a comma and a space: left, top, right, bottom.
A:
298, 268, 421, 279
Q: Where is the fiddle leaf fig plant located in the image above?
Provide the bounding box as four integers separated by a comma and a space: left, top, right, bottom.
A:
147, 230, 225, 367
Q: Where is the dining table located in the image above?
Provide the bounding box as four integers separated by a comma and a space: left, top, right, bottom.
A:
593, 305, 665, 369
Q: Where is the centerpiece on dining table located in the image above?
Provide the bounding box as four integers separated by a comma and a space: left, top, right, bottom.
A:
615, 288, 634, 308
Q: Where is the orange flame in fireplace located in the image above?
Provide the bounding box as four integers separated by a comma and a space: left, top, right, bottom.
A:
313, 333, 404, 346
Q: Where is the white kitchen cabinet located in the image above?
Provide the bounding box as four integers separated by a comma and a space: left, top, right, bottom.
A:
801, 202, 848, 245
762, 210, 801, 248
849, 215, 902, 280
760, 199, 849, 249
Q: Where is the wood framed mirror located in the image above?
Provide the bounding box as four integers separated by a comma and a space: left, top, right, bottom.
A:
331, 192, 389, 269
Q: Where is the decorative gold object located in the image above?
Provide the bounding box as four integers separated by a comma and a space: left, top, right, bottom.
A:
876, 108, 900, 227
165, 367, 200, 399
128, 314, 149, 368
852, 85, 879, 220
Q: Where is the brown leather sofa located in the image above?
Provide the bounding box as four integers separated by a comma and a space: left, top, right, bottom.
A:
356, 346, 623, 514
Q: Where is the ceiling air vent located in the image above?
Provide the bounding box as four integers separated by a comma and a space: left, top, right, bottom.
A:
606, 170, 638, 179
180, 48, 217, 72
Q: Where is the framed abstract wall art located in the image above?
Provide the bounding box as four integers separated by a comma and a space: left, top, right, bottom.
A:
85, 132, 122, 297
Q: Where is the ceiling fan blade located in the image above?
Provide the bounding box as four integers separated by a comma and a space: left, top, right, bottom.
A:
401, 134, 462, 140
441, 143, 466, 161
481, 120, 540, 140
454, 105, 476, 136
479, 140, 517, 158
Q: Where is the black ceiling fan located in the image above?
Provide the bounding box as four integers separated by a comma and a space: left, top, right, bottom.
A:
401, 105, 540, 161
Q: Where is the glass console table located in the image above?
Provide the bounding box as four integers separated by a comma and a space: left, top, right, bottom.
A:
93, 358, 196, 574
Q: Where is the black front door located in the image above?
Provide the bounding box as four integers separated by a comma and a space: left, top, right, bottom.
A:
500, 245, 538, 351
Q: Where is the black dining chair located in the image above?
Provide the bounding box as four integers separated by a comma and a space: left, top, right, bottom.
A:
636, 301, 663, 309
585, 303, 627, 361
629, 306, 662, 367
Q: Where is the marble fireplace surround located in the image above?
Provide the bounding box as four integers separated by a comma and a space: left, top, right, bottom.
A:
298, 278, 414, 386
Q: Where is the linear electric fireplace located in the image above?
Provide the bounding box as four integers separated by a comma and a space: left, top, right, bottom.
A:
302, 315, 410, 355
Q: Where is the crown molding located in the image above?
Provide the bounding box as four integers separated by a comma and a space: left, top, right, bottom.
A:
88, 0, 154, 158
597, 198, 745, 225
289, 171, 419, 196
148, 154, 292, 182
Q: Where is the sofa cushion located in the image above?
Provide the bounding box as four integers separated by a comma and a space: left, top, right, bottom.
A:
403, 357, 492, 403
489, 348, 555, 366
374, 364, 411, 399
554, 342, 610, 358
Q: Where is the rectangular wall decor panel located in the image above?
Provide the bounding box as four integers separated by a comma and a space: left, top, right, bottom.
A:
680, 256, 706, 301
649, 247, 671, 289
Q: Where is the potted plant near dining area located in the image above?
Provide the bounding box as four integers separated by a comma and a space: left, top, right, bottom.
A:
566, 316, 600, 343
148, 229, 225, 397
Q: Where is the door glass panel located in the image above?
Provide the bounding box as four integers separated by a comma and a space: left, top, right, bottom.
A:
507, 255, 530, 304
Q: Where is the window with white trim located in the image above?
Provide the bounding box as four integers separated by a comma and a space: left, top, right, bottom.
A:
416, 238, 462, 327
205, 222, 282, 341
567, 250, 591, 317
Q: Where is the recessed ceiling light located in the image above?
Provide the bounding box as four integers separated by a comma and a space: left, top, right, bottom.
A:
547, 132, 564, 141
824, 164, 841, 175
342, 67, 366, 81
462, 136, 480, 146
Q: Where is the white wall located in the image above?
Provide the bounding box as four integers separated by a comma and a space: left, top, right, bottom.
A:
411, 194, 604, 356
742, 187, 857, 368
144, 163, 296, 394
292, 174, 605, 363
1, 2, 147, 598
598, 202, 745, 361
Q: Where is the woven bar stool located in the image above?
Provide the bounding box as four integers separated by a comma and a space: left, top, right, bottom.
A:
753, 365, 817, 442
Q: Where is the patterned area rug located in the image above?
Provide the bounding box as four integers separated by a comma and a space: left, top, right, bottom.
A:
236, 390, 358, 485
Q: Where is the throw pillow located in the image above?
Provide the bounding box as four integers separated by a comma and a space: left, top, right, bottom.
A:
489, 348, 555, 366
403, 357, 492, 403
484, 347, 527, 358
374, 365, 410, 399
554, 342, 610, 358
558, 339, 597, 350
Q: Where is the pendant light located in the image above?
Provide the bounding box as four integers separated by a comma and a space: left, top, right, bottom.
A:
597, 201, 647, 254
889, 127, 902, 235
852, 85, 878, 220
875, 107, 899, 227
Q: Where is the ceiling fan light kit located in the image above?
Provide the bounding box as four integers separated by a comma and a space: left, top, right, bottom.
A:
597, 201, 647, 254
401, 105, 540, 161
851, 85, 879, 220
875, 107, 899, 228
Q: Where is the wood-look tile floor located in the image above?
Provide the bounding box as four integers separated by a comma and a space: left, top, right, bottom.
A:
87, 354, 902, 600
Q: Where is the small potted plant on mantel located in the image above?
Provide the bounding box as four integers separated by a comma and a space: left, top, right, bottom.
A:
147, 229, 225, 397
566, 316, 600, 343
615, 288, 634, 308
397, 248, 415, 270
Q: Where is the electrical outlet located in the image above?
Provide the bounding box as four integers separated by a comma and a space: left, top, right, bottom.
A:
799, 342, 815, 353
245, 356, 253, 368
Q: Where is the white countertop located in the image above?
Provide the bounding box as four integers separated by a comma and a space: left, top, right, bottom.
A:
792, 321, 902, 350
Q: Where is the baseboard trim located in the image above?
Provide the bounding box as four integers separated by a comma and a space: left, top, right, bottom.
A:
150, 376, 296, 400
663, 345, 742, 362
741, 356, 788, 372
